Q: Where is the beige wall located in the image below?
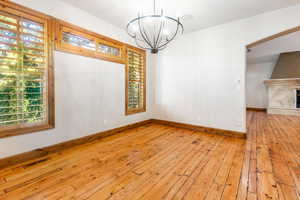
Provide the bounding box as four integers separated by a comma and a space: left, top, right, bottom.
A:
272, 51, 300, 79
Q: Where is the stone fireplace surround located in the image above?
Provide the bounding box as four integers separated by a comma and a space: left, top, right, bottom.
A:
265, 78, 300, 116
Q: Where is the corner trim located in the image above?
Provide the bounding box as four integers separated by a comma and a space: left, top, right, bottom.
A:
151, 119, 247, 139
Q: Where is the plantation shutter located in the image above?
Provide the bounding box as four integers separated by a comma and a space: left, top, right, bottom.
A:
126, 48, 146, 114
0, 11, 48, 128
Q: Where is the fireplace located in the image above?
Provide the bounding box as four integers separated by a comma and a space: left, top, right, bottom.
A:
297, 90, 300, 109
265, 79, 300, 116
264, 52, 300, 116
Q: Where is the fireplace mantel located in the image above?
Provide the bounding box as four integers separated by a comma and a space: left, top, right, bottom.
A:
264, 78, 300, 86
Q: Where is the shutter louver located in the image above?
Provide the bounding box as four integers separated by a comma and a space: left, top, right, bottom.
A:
126, 48, 146, 114
0, 11, 47, 127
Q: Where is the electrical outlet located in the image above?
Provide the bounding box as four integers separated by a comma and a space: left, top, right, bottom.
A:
103, 119, 107, 125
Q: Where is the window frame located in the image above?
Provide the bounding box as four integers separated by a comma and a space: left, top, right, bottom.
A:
54, 19, 126, 64
0, 1, 55, 138
125, 46, 146, 115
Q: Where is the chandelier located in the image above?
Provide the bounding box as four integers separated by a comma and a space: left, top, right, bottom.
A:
126, 0, 184, 54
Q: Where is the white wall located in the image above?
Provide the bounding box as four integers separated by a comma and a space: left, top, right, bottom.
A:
154, 4, 300, 132
0, 0, 155, 158
246, 62, 275, 108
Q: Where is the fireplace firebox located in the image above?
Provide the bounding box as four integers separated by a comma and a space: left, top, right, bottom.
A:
297, 90, 300, 109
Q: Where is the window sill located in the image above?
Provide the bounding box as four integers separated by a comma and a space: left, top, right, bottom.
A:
125, 108, 146, 116
0, 124, 55, 139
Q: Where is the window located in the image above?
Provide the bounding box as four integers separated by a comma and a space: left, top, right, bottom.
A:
0, 1, 54, 138
54, 19, 147, 116
55, 20, 125, 64
125, 47, 146, 115
98, 43, 120, 57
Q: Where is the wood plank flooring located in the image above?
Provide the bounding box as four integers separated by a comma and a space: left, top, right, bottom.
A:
0, 111, 300, 199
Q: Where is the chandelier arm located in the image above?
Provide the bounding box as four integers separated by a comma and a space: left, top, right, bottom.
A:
134, 34, 159, 46
158, 45, 168, 51
156, 23, 165, 47
154, 19, 164, 48
152, 23, 157, 49
134, 35, 151, 42
157, 38, 173, 49
131, 30, 150, 42
157, 20, 182, 49
153, 10, 164, 49
137, 16, 154, 49
135, 37, 152, 50
167, 20, 181, 39
157, 20, 181, 48
141, 21, 155, 49
157, 35, 163, 48
126, 24, 136, 38
134, 33, 152, 50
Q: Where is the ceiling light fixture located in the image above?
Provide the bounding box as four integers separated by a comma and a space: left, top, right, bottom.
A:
126, 0, 184, 54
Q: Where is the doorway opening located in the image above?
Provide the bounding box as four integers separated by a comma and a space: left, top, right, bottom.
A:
245, 26, 300, 128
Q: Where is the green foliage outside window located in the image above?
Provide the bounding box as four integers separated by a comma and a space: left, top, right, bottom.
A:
0, 14, 45, 127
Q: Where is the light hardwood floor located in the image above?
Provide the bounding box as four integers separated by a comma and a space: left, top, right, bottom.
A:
0, 111, 300, 199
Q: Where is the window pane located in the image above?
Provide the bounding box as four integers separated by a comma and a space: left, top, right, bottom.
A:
63, 32, 96, 51
21, 34, 43, 43
0, 50, 18, 58
22, 41, 44, 50
20, 21, 43, 32
23, 48, 44, 56
99, 44, 120, 56
24, 54, 44, 62
0, 36, 17, 44
20, 28, 43, 38
0, 43, 17, 51
0, 22, 17, 30
0, 59, 18, 66
0, 15, 17, 24
0, 29, 17, 38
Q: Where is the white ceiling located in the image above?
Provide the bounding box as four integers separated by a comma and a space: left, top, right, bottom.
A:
61, 0, 300, 33
247, 31, 300, 65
